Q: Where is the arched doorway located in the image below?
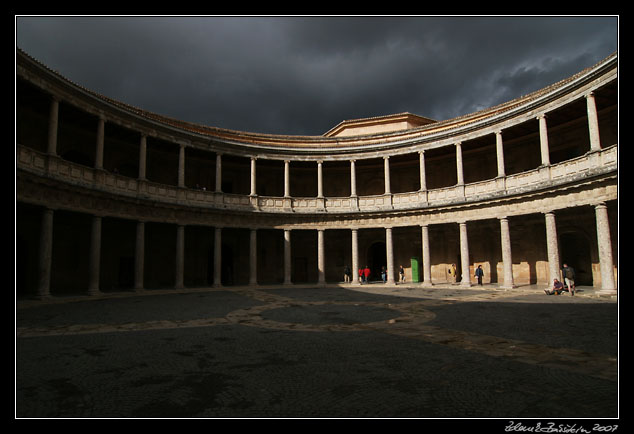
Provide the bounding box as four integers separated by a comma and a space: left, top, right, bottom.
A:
559, 232, 593, 286
367, 241, 386, 282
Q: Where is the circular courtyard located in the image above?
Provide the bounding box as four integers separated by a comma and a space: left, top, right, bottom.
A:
16, 284, 618, 419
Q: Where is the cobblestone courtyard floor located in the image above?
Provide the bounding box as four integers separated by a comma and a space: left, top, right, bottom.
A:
16, 284, 618, 419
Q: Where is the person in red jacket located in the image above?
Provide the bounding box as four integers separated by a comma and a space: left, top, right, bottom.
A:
363, 266, 371, 283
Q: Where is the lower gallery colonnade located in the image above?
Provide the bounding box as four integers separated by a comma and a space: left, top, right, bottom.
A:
15, 49, 618, 298
21, 200, 617, 298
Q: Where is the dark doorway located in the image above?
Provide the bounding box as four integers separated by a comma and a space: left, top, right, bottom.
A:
221, 244, 234, 286
367, 242, 386, 282
207, 247, 214, 285
560, 232, 593, 286
118, 257, 135, 289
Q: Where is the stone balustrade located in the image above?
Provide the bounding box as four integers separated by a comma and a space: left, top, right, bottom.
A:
17, 144, 617, 216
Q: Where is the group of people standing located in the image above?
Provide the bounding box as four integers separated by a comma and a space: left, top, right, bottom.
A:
342, 265, 407, 284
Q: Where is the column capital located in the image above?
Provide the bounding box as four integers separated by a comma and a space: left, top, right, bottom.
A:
536, 113, 547, 120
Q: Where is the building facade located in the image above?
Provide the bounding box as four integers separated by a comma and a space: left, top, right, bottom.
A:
16, 49, 618, 298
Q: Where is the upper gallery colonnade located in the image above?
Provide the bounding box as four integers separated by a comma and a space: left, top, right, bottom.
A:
18, 88, 615, 214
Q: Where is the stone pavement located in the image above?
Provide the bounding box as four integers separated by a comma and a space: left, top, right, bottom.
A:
15, 283, 618, 419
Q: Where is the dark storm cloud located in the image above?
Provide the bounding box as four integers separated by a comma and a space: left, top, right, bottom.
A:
16, 16, 618, 136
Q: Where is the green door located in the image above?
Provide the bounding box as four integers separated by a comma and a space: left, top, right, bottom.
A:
411, 257, 421, 283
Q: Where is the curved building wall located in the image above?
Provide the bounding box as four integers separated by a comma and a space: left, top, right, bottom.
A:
15, 49, 618, 297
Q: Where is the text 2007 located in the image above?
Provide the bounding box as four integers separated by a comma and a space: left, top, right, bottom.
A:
593, 426, 618, 432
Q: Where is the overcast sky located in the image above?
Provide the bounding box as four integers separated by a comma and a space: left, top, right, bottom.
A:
15, 16, 618, 136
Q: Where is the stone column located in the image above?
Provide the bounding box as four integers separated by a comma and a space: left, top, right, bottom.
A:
459, 222, 471, 287
88, 215, 102, 295
138, 135, 147, 180
421, 224, 432, 286
175, 224, 185, 289
455, 142, 465, 185
178, 144, 186, 188
317, 229, 325, 285
250, 157, 257, 196
384, 156, 391, 194
351, 229, 359, 285
499, 217, 515, 289
595, 203, 616, 293
385, 227, 395, 284
317, 161, 324, 198
284, 160, 291, 198
95, 116, 105, 170
283, 229, 292, 285
47, 97, 59, 156
249, 229, 258, 286
37, 208, 54, 298
350, 160, 357, 197
419, 151, 427, 191
544, 212, 560, 284
538, 115, 551, 166
215, 154, 222, 193
495, 131, 506, 177
214, 227, 222, 287
586, 92, 602, 152
134, 221, 145, 291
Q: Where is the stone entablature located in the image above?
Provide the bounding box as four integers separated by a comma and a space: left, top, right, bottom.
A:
16, 144, 617, 218
17, 163, 617, 232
